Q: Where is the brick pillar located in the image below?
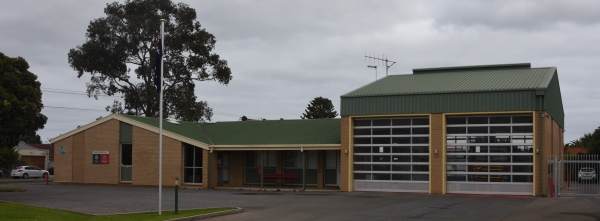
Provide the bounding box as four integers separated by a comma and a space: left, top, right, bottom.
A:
210, 151, 218, 189
340, 116, 351, 191
202, 149, 218, 190
429, 113, 444, 194
539, 111, 553, 196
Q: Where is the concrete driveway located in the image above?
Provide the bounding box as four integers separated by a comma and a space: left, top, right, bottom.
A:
1, 182, 600, 220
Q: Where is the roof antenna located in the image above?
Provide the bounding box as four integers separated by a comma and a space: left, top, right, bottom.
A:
365, 52, 396, 76
367, 65, 378, 80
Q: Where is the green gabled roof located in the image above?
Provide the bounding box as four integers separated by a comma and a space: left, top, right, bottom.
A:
342, 64, 556, 98
119, 115, 213, 144
199, 119, 341, 145
340, 63, 564, 128
120, 115, 341, 146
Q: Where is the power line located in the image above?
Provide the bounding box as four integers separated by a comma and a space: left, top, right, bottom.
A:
41, 88, 121, 98
45, 105, 106, 112
41, 88, 259, 119
44, 105, 259, 120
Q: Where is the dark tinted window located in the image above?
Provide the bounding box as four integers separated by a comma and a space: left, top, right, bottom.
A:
468, 117, 488, 124
392, 119, 411, 126
490, 116, 511, 124
447, 117, 466, 124
373, 119, 391, 126
413, 118, 429, 125
513, 116, 533, 124
354, 119, 371, 126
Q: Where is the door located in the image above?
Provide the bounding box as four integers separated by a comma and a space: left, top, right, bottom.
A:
218, 152, 230, 185
120, 144, 132, 182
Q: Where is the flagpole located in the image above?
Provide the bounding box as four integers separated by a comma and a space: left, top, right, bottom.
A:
158, 18, 165, 215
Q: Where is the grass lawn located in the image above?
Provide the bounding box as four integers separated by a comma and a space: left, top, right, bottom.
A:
0, 201, 234, 221
0, 187, 24, 191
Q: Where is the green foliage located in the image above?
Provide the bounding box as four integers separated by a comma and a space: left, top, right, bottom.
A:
20, 130, 43, 144
568, 127, 600, 155
0, 52, 48, 148
0, 147, 19, 171
68, 0, 232, 122
301, 97, 338, 119
0, 201, 234, 221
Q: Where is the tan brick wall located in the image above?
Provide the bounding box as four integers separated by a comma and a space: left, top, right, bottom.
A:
202, 149, 209, 189
131, 125, 182, 186
54, 136, 73, 182
201, 149, 218, 189
533, 111, 542, 196
340, 116, 351, 191
533, 111, 563, 196
542, 111, 552, 196
210, 151, 218, 188
82, 119, 121, 184
429, 113, 444, 194
72, 131, 86, 183
53, 119, 121, 184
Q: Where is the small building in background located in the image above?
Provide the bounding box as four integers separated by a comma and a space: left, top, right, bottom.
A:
13, 141, 50, 170
29, 144, 55, 169
564, 147, 587, 155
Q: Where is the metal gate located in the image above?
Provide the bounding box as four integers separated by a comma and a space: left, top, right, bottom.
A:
548, 155, 600, 197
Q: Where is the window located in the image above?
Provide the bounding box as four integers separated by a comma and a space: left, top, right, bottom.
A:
183, 143, 203, 184
246, 151, 277, 168
284, 150, 317, 169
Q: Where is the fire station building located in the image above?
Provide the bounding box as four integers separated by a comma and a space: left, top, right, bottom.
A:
51, 63, 564, 196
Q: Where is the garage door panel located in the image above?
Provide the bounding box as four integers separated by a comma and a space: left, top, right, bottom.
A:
354, 181, 429, 192
353, 117, 430, 193
446, 115, 534, 195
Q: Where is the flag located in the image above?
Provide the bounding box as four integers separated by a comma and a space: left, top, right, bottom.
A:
154, 36, 162, 93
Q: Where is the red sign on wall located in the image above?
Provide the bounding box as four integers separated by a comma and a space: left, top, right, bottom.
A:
93, 151, 109, 164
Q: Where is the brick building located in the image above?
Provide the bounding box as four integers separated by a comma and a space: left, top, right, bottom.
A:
51, 63, 564, 196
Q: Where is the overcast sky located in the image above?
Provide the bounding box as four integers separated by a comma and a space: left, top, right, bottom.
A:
2, 0, 599, 144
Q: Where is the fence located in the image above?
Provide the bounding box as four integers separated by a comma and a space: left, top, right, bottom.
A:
548, 155, 600, 197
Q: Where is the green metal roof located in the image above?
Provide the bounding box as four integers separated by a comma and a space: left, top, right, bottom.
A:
199, 119, 341, 145
341, 63, 564, 128
119, 115, 213, 144
119, 115, 341, 146
342, 65, 556, 97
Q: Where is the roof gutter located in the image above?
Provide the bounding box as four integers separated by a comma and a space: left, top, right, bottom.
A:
210, 144, 341, 151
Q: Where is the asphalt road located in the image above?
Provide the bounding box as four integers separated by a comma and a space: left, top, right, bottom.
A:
1, 182, 600, 220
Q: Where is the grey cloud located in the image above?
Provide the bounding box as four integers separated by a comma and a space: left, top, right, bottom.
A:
430, 0, 600, 30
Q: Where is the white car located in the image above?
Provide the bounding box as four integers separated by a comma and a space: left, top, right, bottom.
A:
578, 167, 597, 183
11, 166, 49, 179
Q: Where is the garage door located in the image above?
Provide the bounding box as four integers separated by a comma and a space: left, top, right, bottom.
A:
353, 117, 430, 192
21, 156, 45, 169
446, 115, 534, 195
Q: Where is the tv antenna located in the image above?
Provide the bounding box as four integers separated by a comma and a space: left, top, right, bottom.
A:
365, 52, 396, 76
367, 65, 378, 80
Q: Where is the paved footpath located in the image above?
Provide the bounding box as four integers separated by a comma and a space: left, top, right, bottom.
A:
1, 182, 600, 220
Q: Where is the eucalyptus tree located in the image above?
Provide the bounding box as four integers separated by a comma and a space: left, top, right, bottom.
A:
68, 0, 232, 122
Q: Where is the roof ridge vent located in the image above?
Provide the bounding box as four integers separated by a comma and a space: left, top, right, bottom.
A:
412, 63, 531, 74
166, 118, 180, 125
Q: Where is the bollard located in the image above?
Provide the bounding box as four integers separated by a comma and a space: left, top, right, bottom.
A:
550, 178, 554, 198
46, 173, 49, 185
174, 177, 179, 214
